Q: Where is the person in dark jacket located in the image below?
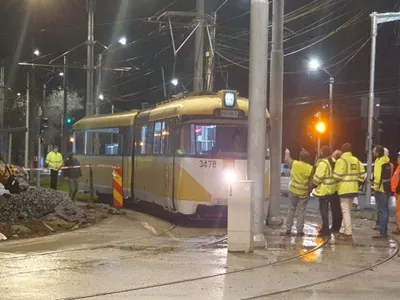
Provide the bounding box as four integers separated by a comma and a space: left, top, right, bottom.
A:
64, 153, 82, 201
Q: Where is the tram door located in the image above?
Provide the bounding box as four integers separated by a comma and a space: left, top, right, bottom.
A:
164, 119, 179, 211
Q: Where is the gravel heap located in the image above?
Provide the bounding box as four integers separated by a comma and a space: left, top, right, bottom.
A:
0, 187, 93, 224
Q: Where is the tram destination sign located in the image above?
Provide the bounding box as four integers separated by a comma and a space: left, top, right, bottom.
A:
214, 109, 244, 119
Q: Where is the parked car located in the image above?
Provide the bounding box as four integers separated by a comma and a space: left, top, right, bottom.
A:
281, 163, 290, 177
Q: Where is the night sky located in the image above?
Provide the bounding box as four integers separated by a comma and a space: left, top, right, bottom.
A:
1, 0, 400, 160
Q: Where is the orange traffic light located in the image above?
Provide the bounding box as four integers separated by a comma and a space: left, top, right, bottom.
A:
315, 121, 326, 134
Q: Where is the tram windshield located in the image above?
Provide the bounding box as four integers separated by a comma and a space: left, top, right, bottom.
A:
179, 123, 250, 158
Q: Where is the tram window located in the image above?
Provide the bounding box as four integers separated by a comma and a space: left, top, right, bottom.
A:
153, 121, 170, 155
74, 131, 86, 155
89, 128, 120, 156
153, 122, 163, 154
138, 125, 147, 154
180, 123, 248, 157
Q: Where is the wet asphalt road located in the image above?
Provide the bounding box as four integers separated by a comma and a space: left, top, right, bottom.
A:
0, 207, 399, 300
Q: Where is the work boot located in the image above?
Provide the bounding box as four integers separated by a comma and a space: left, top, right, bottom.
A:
336, 233, 352, 241
318, 231, 330, 237
372, 235, 388, 240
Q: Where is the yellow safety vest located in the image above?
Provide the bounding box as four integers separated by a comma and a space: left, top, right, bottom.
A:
373, 155, 390, 193
313, 158, 336, 197
289, 160, 313, 196
333, 152, 365, 196
45, 151, 63, 170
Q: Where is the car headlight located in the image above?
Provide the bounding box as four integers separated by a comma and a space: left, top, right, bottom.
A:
224, 168, 237, 184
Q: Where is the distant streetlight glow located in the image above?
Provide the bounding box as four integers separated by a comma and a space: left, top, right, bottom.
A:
17, 93, 21, 97
59, 72, 64, 77
118, 37, 127, 46
316, 121, 326, 134
171, 78, 178, 86
98, 94, 104, 100
308, 58, 321, 71
33, 49, 40, 56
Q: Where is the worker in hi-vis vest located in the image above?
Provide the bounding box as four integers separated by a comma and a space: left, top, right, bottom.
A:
284, 148, 313, 237
45, 145, 64, 190
333, 143, 365, 241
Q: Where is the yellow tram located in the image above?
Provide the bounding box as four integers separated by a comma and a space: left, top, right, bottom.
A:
72, 90, 270, 216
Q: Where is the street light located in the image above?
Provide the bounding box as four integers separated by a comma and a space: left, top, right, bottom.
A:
316, 121, 326, 134
59, 72, 64, 77
308, 58, 334, 150
308, 58, 321, 71
98, 93, 104, 101
33, 49, 40, 56
118, 36, 127, 46
171, 78, 178, 86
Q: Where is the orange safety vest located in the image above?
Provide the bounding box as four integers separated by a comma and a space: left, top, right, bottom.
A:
391, 164, 400, 194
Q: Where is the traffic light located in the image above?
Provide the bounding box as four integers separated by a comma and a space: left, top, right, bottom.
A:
66, 117, 73, 125
69, 136, 75, 143
315, 121, 326, 134
40, 117, 49, 133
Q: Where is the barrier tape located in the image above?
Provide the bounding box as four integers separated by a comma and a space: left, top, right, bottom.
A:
6, 164, 119, 173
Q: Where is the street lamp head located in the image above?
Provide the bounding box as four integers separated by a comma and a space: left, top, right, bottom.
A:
59, 72, 64, 77
17, 93, 21, 97
308, 58, 321, 71
98, 94, 104, 100
33, 49, 40, 56
171, 78, 178, 86
118, 37, 127, 46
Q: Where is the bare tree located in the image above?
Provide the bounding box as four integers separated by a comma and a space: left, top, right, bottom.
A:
45, 89, 83, 142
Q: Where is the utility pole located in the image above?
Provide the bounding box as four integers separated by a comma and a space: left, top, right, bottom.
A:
268, 0, 284, 226
366, 11, 400, 208
205, 12, 216, 92
62, 55, 68, 157
329, 77, 334, 149
25, 72, 30, 169
0, 64, 4, 129
248, 0, 269, 248
194, 0, 205, 92
86, 0, 95, 117
96, 54, 102, 114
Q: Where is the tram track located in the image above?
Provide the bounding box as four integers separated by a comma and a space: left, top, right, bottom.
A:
58, 220, 399, 300
242, 220, 400, 299
58, 225, 331, 300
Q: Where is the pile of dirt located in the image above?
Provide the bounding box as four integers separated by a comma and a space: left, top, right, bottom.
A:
0, 187, 125, 240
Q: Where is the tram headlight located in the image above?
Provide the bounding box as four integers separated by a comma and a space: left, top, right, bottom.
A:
224, 168, 237, 184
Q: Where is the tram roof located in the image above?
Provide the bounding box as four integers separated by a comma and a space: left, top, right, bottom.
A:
73, 110, 139, 130
73, 91, 270, 130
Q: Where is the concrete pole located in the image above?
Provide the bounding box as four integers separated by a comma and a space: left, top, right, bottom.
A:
0, 65, 4, 129
248, 0, 269, 247
329, 76, 334, 150
366, 12, 378, 209
86, 0, 95, 116
268, 0, 284, 225
25, 72, 30, 169
7, 133, 12, 164
62, 55, 68, 158
193, 0, 205, 92
205, 12, 216, 92
96, 54, 102, 114
37, 136, 41, 187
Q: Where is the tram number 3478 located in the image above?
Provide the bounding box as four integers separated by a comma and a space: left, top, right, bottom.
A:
199, 160, 217, 168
